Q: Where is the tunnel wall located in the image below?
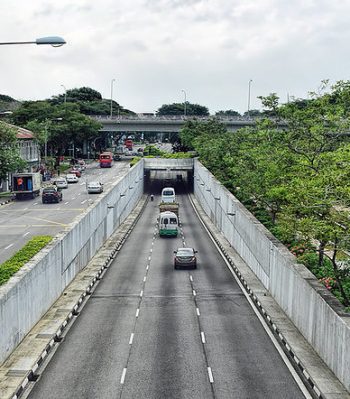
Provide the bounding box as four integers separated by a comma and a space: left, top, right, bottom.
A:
0, 161, 144, 364
194, 160, 350, 391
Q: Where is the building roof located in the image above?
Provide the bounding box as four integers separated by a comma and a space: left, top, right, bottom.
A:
6, 123, 34, 139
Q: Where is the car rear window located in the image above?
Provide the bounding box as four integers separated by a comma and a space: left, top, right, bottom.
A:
177, 248, 194, 256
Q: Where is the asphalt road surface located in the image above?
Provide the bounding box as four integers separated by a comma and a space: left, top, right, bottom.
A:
24, 194, 308, 399
0, 161, 130, 264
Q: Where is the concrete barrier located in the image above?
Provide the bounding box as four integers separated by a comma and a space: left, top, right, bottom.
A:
194, 159, 350, 391
0, 161, 144, 364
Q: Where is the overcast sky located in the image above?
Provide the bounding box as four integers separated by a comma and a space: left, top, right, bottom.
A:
1, 0, 349, 114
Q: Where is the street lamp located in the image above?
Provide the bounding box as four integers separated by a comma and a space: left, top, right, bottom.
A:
0, 36, 66, 47
247, 79, 253, 118
110, 78, 116, 118
182, 89, 187, 117
61, 84, 67, 105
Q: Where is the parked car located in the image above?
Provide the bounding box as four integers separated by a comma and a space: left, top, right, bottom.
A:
87, 181, 103, 194
54, 177, 68, 189
69, 168, 82, 178
174, 247, 198, 269
66, 174, 79, 184
42, 186, 63, 204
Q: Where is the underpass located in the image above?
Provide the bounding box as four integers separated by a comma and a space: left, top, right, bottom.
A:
23, 194, 309, 399
0, 158, 349, 398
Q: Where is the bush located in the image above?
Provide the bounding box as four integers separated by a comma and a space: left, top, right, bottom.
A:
0, 236, 53, 286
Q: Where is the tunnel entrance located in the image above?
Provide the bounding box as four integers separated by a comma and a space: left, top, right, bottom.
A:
144, 169, 193, 194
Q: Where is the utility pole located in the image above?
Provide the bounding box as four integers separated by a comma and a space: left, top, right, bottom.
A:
247, 79, 253, 118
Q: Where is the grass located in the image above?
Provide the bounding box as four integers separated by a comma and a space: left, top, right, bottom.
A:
0, 236, 53, 286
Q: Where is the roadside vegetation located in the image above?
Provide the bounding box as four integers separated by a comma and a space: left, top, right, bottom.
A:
179, 80, 350, 309
0, 236, 53, 286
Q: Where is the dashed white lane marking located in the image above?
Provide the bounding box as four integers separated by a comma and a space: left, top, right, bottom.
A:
196, 308, 200, 316
23, 232, 30, 237
129, 333, 134, 345
80, 182, 85, 185
207, 367, 214, 383
78, 193, 81, 196
72, 197, 76, 200
33, 202, 38, 206
140, 290, 143, 297
193, 290, 196, 296
183, 241, 186, 246
64, 202, 69, 205
146, 265, 149, 271
150, 248, 153, 253
135, 308, 140, 318
148, 256, 151, 261
120, 368, 127, 384
201, 332, 206, 344
189, 275, 193, 282
81, 200, 87, 204
143, 276, 147, 282
152, 242, 154, 246
5, 243, 14, 249
24, 208, 28, 211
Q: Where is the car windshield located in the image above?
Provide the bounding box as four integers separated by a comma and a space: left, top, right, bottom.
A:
176, 248, 194, 256
163, 190, 174, 196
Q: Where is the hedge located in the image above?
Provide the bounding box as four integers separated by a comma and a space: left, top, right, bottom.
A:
0, 236, 53, 286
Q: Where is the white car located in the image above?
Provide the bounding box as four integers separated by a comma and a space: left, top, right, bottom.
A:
54, 177, 68, 189
87, 181, 103, 194
66, 173, 79, 184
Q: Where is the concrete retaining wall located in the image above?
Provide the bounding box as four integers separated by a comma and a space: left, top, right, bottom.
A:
194, 160, 350, 391
0, 161, 144, 363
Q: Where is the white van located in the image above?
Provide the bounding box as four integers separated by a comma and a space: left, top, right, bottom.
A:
161, 187, 176, 203
159, 211, 178, 237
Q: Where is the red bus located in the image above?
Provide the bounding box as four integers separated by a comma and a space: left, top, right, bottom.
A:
99, 151, 113, 168
124, 139, 133, 150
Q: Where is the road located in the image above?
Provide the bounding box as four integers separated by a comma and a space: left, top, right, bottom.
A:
0, 161, 130, 264
25, 194, 309, 399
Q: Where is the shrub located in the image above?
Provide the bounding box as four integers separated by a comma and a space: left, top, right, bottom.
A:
0, 236, 53, 286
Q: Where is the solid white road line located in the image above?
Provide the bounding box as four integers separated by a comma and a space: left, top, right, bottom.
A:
207, 367, 214, 383
120, 368, 127, 384
196, 308, 200, 316
129, 333, 134, 345
135, 308, 140, 318
201, 332, 206, 343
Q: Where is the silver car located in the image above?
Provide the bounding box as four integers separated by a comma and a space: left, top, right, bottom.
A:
87, 181, 103, 194
54, 177, 68, 189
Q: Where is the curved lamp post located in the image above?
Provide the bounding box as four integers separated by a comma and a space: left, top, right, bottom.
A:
0, 36, 66, 47
247, 79, 253, 118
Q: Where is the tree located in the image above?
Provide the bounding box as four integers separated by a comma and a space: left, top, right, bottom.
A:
0, 122, 27, 180
156, 103, 209, 116
215, 110, 241, 117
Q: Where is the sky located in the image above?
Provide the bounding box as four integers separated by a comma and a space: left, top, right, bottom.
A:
1, 0, 350, 115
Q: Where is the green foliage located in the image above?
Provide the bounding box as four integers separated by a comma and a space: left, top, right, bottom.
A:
0, 122, 27, 179
130, 157, 141, 167
0, 236, 53, 286
215, 110, 241, 117
156, 103, 209, 116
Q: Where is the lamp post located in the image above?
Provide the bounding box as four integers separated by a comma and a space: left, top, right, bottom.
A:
182, 89, 187, 117
61, 84, 67, 105
247, 79, 253, 118
0, 36, 66, 47
110, 79, 116, 118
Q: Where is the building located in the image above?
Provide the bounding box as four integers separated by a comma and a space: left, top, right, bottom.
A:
0, 124, 40, 192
